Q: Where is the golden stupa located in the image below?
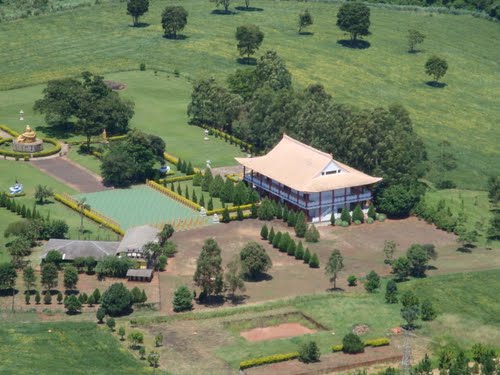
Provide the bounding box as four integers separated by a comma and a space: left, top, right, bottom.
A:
16, 125, 37, 143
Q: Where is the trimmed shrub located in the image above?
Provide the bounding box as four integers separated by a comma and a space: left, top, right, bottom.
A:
278, 232, 290, 252
272, 232, 282, 249
354, 220, 361, 225
367, 204, 376, 220
295, 241, 305, 260
309, 253, 320, 268
377, 213, 387, 222
367, 217, 374, 224
298, 341, 320, 363
294, 211, 307, 238
287, 211, 297, 227
347, 275, 357, 286
303, 248, 311, 263
240, 352, 299, 370
340, 206, 351, 224
287, 240, 296, 256
268, 227, 275, 244
341, 221, 349, 227
352, 204, 365, 223
260, 224, 269, 240
385, 280, 398, 303
257, 198, 275, 221
364, 270, 381, 293
421, 299, 437, 321
342, 333, 365, 354
172, 285, 193, 312
305, 225, 320, 243
364, 338, 390, 347
332, 344, 343, 352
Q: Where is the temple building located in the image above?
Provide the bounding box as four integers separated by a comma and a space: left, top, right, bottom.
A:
235, 135, 382, 223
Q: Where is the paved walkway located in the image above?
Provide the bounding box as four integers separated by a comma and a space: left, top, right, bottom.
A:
31, 156, 109, 193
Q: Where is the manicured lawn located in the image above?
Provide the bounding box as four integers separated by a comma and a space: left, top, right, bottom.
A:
0, 321, 154, 375
174, 180, 232, 210
74, 185, 207, 229
0, 1, 498, 188
66, 147, 102, 175
0, 159, 114, 263
0, 71, 247, 168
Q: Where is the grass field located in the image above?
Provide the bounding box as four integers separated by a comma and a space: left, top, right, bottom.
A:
74, 185, 205, 229
0, 321, 156, 375
0, 0, 498, 188
0, 159, 115, 263
0, 71, 247, 168
423, 188, 499, 247
139, 269, 500, 372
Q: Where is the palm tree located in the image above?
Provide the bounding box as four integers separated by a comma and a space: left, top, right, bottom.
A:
77, 198, 90, 232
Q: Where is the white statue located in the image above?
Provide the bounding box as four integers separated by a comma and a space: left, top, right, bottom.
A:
200, 207, 206, 217
212, 213, 219, 223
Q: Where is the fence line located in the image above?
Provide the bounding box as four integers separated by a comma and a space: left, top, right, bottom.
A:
60, 193, 120, 228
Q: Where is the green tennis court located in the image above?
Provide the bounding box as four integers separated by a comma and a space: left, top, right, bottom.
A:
74, 185, 203, 230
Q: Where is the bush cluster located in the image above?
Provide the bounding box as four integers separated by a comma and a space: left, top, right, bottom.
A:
413, 198, 458, 233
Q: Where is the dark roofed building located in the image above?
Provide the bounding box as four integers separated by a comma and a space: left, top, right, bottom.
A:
126, 268, 154, 282
41, 239, 120, 261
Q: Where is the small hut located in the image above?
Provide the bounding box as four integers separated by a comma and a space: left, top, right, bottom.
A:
126, 268, 154, 282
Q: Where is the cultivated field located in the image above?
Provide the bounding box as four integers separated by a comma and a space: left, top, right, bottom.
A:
0, 1, 498, 188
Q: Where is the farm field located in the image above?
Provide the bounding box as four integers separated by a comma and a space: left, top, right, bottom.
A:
0, 321, 160, 375
0, 1, 498, 188
0, 159, 115, 263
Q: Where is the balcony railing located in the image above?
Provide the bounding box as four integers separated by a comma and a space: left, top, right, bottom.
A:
244, 175, 372, 209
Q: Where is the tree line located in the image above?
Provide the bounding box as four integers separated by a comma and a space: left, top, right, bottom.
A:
188, 51, 427, 217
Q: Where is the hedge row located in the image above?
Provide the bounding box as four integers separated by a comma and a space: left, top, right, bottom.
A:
54, 193, 125, 236
331, 337, 390, 352
67, 134, 127, 146
146, 180, 202, 211
207, 203, 253, 216
239, 352, 299, 370
199, 124, 253, 152
225, 173, 241, 183
0, 137, 62, 159
0, 124, 19, 137
160, 174, 196, 184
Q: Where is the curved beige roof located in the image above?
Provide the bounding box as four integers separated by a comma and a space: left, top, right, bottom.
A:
235, 134, 382, 193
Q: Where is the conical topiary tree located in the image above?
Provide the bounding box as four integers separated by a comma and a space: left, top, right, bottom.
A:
283, 207, 289, 222
309, 253, 320, 268
278, 232, 290, 252
220, 179, 235, 203
340, 206, 351, 224
287, 240, 296, 256
192, 190, 198, 204
295, 241, 305, 260
352, 204, 364, 223
184, 185, 189, 198
272, 232, 282, 249
295, 211, 307, 238
177, 183, 182, 196
288, 211, 297, 227
260, 224, 269, 240
202, 168, 213, 192
186, 162, 195, 175
268, 227, 275, 244
367, 204, 376, 220
199, 194, 205, 208
303, 248, 311, 263
222, 206, 230, 223
207, 197, 214, 211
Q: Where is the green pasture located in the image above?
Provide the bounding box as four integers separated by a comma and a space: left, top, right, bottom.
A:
399, 269, 500, 351
0, 71, 247, 168
424, 188, 499, 247
0, 321, 155, 375
0, 0, 498, 188
0, 159, 115, 263
74, 185, 205, 230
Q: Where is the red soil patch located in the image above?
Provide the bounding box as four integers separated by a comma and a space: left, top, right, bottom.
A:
241, 323, 316, 342
104, 80, 127, 90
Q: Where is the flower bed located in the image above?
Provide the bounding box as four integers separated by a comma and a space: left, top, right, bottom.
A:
0, 137, 62, 158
